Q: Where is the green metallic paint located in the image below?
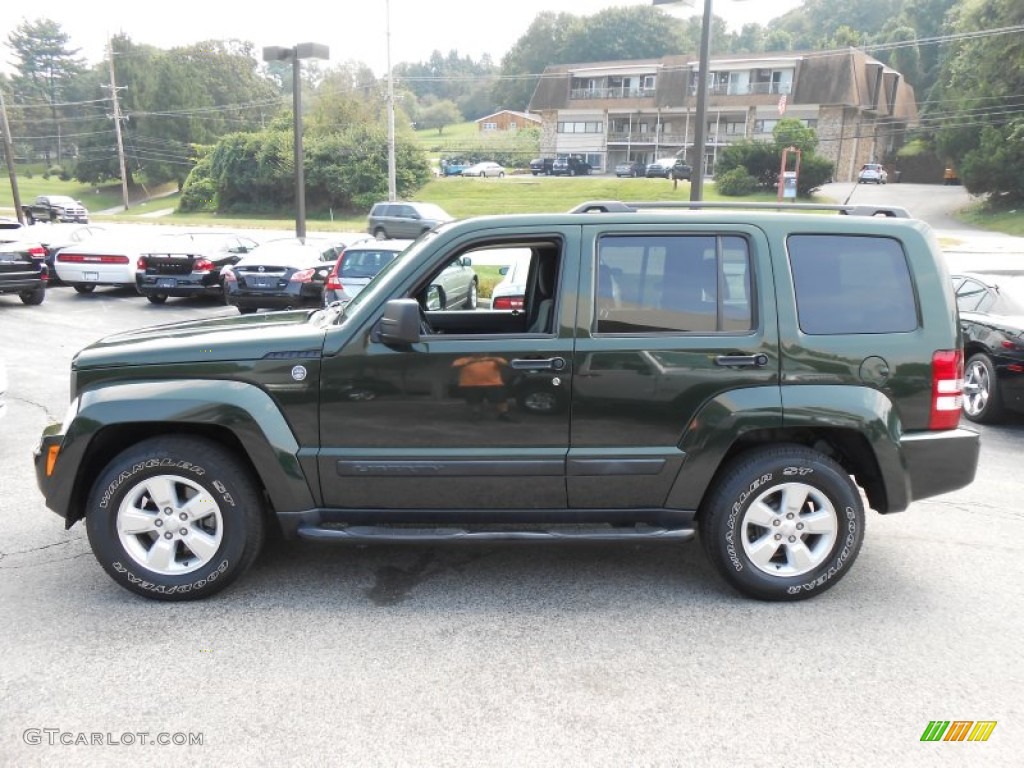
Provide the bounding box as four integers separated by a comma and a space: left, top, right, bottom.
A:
37, 379, 316, 524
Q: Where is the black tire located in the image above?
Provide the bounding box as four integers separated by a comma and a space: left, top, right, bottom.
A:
963, 353, 1004, 424
26, 212, 35, 225
463, 279, 478, 309
73, 284, 96, 294
238, 306, 257, 315
85, 436, 265, 601
498, 171, 505, 178
373, 228, 387, 240
147, 293, 168, 305
569, 168, 576, 177
20, 286, 45, 305
699, 445, 865, 601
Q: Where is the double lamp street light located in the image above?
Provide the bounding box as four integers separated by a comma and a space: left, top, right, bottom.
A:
262, 42, 330, 241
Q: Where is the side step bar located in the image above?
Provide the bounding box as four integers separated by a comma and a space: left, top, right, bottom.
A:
296, 524, 695, 543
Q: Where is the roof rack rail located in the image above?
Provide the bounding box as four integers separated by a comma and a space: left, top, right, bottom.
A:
568, 200, 912, 218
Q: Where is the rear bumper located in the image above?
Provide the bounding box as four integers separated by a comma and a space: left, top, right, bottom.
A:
137, 275, 220, 297
900, 427, 980, 507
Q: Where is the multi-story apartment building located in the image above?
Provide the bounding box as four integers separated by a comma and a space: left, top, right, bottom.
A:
528, 48, 918, 181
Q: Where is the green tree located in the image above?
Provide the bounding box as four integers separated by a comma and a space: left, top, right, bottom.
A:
6, 18, 85, 165
418, 100, 463, 134
933, 0, 1024, 203
494, 6, 683, 111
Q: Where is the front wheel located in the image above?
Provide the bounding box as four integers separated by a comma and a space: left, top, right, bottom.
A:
85, 436, 265, 601
373, 228, 387, 240
699, 445, 864, 601
963, 353, 1004, 423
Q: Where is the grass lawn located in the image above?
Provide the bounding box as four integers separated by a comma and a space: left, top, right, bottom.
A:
958, 204, 1024, 237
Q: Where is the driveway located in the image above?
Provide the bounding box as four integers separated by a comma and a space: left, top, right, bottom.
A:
817, 181, 1024, 272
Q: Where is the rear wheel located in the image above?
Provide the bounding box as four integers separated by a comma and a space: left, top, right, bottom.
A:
73, 284, 96, 294
237, 306, 257, 315
85, 436, 265, 601
373, 228, 387, 240
464, 279, 478, 309
699, 445, 864, 601
20, 286, 45, 305
147, 293, 168, 305
963, 353, 1004, 423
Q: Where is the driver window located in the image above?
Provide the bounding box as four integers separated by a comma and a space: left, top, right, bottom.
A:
414, 240, 562, 336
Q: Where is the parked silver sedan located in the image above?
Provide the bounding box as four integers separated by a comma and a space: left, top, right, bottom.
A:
460, 162, 506, 178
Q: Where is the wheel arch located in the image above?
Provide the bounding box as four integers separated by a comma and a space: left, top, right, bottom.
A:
43, 380, 316, 527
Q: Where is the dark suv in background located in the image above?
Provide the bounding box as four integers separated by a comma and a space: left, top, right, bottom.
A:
551, 156, 592, 176
368, 202, 454, 239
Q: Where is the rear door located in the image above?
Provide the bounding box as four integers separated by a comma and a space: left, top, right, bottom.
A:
569, 224, 780, 509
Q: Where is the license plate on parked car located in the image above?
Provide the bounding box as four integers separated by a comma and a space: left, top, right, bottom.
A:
84, 272, 99, 281
157, 278, 176, 288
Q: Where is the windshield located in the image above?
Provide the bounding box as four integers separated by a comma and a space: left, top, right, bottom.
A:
993, 276, 1024, 314
331, 235, 434, 323
340, 249, 400, 278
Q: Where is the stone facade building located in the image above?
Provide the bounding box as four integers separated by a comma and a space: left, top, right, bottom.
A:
528, 48, 918, 181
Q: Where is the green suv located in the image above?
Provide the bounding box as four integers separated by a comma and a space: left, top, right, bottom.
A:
34, 201, 979, 601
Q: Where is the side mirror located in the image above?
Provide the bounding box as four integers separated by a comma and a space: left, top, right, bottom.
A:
376, 299, 421, 345
460, 256, 472, 267
499, 266, 509, 276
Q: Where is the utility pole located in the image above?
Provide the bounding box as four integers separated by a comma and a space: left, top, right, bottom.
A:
386, 0, 397, 202
0, 90, 25, 224
106, 38, 130, 212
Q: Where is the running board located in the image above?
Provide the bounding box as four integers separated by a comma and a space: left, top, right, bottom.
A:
296, 523, 695, 543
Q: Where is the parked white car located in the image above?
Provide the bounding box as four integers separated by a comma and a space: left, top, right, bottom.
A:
858, 163, 888, 184
54, 233, 170, 294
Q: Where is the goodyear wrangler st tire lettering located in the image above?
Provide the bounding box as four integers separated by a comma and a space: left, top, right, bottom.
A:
699, 445, 865, 601
85, 437, 265, 601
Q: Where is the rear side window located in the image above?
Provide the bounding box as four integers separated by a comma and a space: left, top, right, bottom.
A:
788, 235, 918, 335
596, 234, 754, 334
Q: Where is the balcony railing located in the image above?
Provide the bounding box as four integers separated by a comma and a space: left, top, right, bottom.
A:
689, 82, 793, 96
570, 87, 657, 100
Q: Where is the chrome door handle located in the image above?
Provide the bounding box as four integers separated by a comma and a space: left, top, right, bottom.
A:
714, 354, 769, 368
510, 357, 567, 371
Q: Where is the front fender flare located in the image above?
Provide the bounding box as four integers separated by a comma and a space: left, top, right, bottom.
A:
39, 379, 315, 523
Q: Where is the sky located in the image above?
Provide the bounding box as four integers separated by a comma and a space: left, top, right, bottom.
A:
1, 1, 803, 77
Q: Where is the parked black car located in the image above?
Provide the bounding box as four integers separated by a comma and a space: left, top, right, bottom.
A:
646, 158, 692, 180
953, 270, 1024, 423
0, 225, 48, 305
135, 231, 259, 304
551, 156, 592, 176
529, 158, 555, 176
222, 236, 348, 313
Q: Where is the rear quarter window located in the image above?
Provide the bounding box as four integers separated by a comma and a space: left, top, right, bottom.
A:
788, 234, 918, 335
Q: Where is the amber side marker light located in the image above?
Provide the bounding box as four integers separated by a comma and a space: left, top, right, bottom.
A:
46, 445, 60, 476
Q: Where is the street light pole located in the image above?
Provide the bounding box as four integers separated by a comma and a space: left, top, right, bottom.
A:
263, 43, 330, 241
654, 0, 714, 201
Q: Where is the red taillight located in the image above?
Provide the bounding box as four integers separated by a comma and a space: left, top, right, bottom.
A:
194, 258, 214, 272
58, 253, 129, 264
930, 349, 964, 430
290, 268, 315, 283
137, 257, 148, 269
28, 246, 45, 260
326, 276, 342, 290
492, 295, 524, 310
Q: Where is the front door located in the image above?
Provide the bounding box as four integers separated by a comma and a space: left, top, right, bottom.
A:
317, 229, 579, 510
